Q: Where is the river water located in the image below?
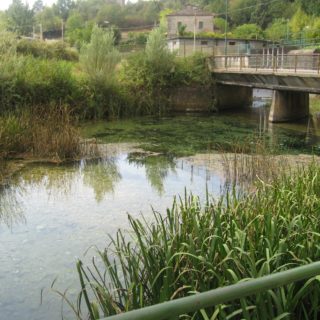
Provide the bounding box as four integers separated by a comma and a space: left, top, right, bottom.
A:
1, 102, 320, 320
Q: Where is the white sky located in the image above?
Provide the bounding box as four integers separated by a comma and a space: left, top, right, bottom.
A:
0, 0, 57, 11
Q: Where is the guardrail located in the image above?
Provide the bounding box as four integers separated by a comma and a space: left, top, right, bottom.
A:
209, 54, 320, 74
101, 262, 320, 320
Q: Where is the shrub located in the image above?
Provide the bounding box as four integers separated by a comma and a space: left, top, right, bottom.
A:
17, 39, 79, 61
173, 53, 212, 86
119, 28, 175, 115
80, 26, 120, 86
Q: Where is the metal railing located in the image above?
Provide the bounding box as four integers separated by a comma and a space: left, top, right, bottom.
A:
209, 54, 320, 74
102, 262, 320, 320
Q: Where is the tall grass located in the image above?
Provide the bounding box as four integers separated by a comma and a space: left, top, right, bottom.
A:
71, 163, 320, 319
220, 138, 282, 190
0, 105, 83, 161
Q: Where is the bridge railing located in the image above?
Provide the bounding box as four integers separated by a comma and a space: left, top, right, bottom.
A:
209, 54, 320, 74
101, 262, 320, 320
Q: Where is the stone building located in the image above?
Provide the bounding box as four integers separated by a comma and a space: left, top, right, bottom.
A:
167, 6, 214, 38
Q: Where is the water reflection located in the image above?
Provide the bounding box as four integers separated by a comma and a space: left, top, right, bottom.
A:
0, 184, 25, 228
128, 153, 176, 195
82, 158, 122, 202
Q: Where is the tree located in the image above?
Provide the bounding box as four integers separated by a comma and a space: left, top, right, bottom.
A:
289, 7, 309, 39
7, 0, 34, 36
265, 19, 288, 41
33, 0, 44, 13
66, 11, 93, 47
56, 0, 75, 21
214, 17, 228, 33
35, 7, 61, 32
300, 0, 320, 17
96, 4, 124, 26
80, 26, 120, 85
232, 23, 264, 39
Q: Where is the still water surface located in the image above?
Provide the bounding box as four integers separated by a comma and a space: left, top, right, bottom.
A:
1, 105, 320, 320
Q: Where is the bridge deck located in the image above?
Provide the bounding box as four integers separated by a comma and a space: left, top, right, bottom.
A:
209, 54, 320, 93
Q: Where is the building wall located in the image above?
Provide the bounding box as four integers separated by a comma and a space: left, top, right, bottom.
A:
167, 15, 213, 37
168, 38, 269, 57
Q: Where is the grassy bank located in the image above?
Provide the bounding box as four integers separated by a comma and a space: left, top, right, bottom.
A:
71, 162, 320, 319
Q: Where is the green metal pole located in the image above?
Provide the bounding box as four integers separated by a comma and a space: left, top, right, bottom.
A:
103, 262, 320, 320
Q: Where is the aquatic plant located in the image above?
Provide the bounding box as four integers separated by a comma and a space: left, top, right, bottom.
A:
72, 163, 320, 319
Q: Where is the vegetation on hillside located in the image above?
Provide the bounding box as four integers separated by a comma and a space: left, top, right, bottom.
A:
1, 0, 319, 43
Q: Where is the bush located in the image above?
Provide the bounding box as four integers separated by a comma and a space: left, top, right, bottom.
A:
0, 53, 85, 113
80, 26, 120, 86
173, 53, 212, 86
17, 39, 79, 61
119, 28, 175, 115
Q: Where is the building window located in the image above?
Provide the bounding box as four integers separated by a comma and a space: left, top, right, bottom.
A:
201, 40, 208, 45
199, 21, 204, 29
229, 41, 236, 45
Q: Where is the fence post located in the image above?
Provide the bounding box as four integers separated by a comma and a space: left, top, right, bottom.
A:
295, 55, 298, 73
318, 54, 320, 74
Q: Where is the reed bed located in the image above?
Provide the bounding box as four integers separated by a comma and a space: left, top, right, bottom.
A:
70, 163, 320, 319
0, 105, 83, 161
220, 139, 283, 191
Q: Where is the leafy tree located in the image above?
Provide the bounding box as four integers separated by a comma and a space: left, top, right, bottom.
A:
232, 23, 264, 39
265, 18, 288, 41
229, 0, 254, 27
56, 0, 75, 21
80, 26, 120, 85
35, 7, 61, 32
214, 17, 228, 33
96, 4, 124, 26
7, 0, 34, 36
66, 11, 92, 46
300, 0, 320, 17
289, 7, 309, 39
119, 28, 175, 115
33, 0, 44, 13
159, 8, 174, 30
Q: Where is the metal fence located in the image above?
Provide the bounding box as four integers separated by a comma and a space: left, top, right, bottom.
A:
210, 54, 320, 74
101, 262, 320, 320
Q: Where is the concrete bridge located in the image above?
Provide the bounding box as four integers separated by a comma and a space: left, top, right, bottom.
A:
208, 54, 320, 122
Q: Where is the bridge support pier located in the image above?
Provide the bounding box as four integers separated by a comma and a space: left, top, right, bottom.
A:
269, 90, 309, 122
214, 85, 252, 110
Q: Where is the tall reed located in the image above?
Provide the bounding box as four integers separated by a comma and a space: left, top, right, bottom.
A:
0, 105, 83, 161
71, 163, 320, 319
